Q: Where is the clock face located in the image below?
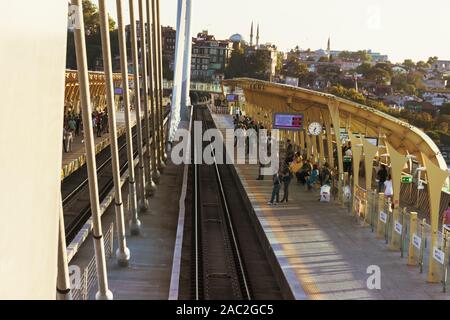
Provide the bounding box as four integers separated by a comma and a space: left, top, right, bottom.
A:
308, 122, 323, 136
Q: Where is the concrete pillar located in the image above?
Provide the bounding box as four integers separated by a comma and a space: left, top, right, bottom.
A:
71, 0, 113, 300
129, 0, 149, 215
99, 0, 131, 267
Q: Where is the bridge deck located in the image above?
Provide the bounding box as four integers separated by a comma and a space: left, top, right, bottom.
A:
68, 158, 184, 300
212, 113, 450, 300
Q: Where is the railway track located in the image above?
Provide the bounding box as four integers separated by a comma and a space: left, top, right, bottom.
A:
62, 110, 169, 244
191, 106, 283, 300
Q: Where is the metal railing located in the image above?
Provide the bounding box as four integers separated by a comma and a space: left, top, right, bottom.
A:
71, 223, 114, 300
352, 190, 450, 292
163, 80, 222, 93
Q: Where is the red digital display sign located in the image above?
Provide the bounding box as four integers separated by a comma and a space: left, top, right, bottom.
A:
273, 113, 304, 131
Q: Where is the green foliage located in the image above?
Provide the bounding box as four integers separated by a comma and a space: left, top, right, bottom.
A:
338, 50, 372, 62
225, 47, 271, 81
330, 85, 366, 105
66, 0, 118, 70
282, 56, 308, 78
403, 59, 416, 69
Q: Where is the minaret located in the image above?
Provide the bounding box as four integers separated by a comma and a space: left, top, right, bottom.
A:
327, 36, 331, 60
256, 23, 260, 47
250, 22, 254, 47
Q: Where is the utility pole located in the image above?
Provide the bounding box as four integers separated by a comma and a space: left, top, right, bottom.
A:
98, 0, 131, 267
70, 0, 113, 300
117, 0, 141, 236
129, 0, 149, 217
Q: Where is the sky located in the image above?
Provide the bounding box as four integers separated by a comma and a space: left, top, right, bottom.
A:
95, 0, 450, 64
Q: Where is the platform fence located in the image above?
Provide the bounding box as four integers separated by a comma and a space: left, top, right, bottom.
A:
71, 223, 114, 300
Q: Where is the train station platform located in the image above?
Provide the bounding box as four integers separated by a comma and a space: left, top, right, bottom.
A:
212, 113, 450, 300
61, 110, 139, 180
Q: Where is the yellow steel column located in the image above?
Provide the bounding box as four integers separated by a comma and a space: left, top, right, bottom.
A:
349, 132, 363, 217
328, 100, 344, 205
408, 212, 418, 266
324, 115, 334, 169
422, 153, 450, 283
376, 193, 386, 239
363, 139, 379, 224
318, 133, 325, 166
311, 135, 318, 163
385, 142, 408, 251
300, 130, 305, 155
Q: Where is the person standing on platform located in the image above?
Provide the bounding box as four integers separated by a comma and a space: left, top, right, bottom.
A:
377, 165, 388, 192
307, 164, 320, 191
384, 174, 393, 199
321, 162, 332, 186
280, 160, 293, 203
268, 171, 282, 205
285, 139, 294, 163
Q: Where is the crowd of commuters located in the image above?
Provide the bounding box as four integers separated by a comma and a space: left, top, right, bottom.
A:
62, 111, 109, 153
268, 138, 334, 206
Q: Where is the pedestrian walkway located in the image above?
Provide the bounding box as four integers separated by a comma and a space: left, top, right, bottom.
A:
212, 113, 450, 300
69, 158, 185, 300
61, 110, 139, 180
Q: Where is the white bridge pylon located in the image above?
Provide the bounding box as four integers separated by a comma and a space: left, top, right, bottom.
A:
169, 0, 193, 144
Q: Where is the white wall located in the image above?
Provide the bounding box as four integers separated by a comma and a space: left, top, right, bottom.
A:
0, 1, 68, 299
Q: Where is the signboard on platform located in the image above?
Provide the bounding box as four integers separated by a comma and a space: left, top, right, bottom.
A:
402, 176, 413, 184
433, 247, 445, 265
285, 76, 299, 87
380, 211, 388, 223
395, 221, 403, 235
226, 94, 238, 102
413, 234, 422, 250
273, 113, 304, 131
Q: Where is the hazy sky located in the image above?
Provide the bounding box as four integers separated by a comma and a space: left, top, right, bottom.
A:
96, 0, 449, 63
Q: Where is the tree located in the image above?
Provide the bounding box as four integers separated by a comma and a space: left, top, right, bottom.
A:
355, 63, 372, 76
282, 56, 308, 79
82, 0, 116, 36
66, 0, 117, 70
224, 48, 246, 79
427, 56, 439, 66
403, 59, 416, 69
